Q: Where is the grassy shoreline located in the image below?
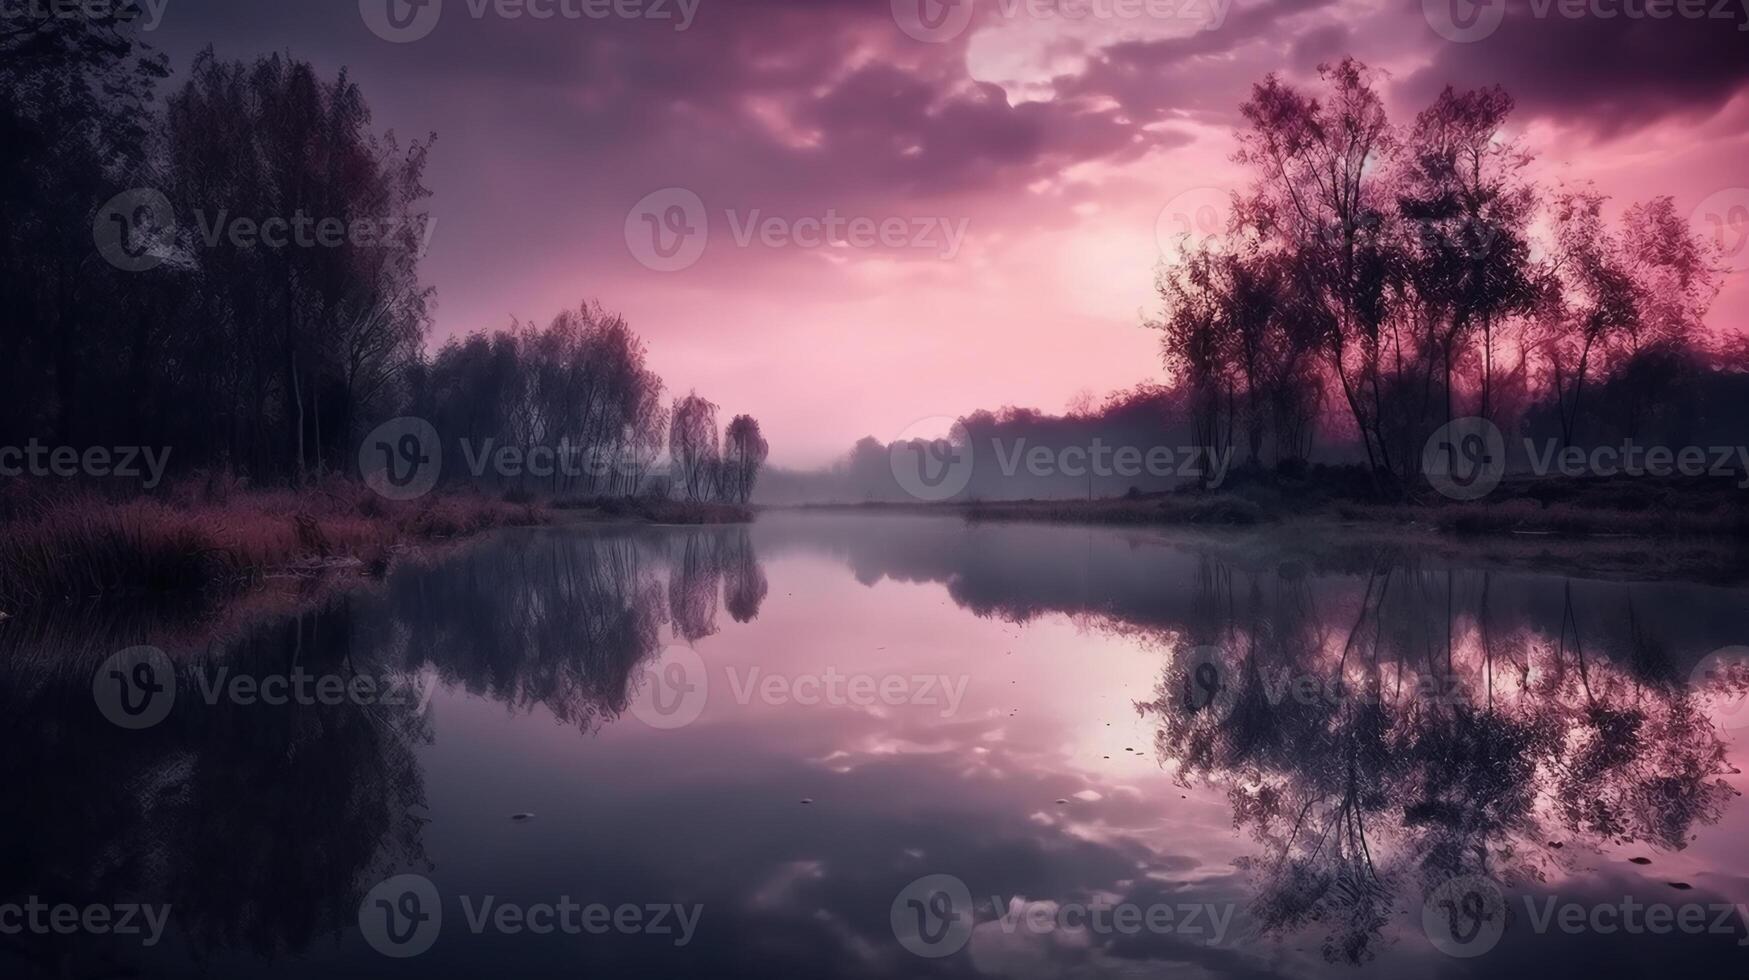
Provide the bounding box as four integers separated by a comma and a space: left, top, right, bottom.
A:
790, 472, 1749, 580
800, 471, 1749, 537
0, 482, 753, 615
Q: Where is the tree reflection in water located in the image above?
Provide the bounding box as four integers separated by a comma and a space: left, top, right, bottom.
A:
1141, 553, 1739, 964
0, 524, 766, 973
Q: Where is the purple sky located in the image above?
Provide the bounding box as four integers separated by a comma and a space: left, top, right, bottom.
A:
142, 0, 1749, 465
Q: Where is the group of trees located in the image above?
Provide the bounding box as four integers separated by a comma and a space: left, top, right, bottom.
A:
409, 303, 668, 497
670, 393, 769, 504
4, 15, 432, 483
1153, 58, 1727, 489
2, 14, 766, 501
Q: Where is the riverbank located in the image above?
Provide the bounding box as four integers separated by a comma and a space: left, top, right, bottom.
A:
0, 482, 754, 614
793, 470, 1749, 580
801, 469, 1744, 535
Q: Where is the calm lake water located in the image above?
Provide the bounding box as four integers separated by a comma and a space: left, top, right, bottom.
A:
6, 513, 1749, 978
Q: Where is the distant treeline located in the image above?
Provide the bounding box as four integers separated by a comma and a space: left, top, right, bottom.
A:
781, 59, 1741, 504
1, 16, 764, 503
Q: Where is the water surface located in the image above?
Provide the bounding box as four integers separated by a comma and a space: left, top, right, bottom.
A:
6, 513, 1749, 978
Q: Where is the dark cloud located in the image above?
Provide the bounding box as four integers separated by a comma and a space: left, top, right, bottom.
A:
1404, 0, 1749, 136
